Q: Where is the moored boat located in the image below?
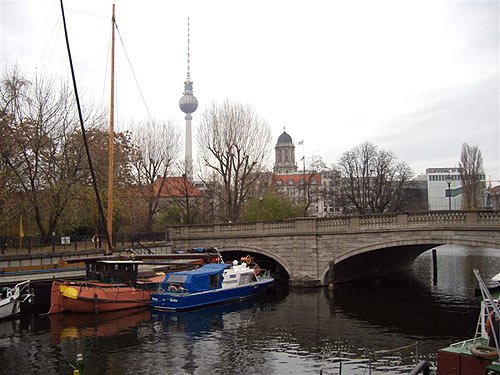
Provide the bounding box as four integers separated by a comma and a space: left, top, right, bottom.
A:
437, 269, 500, 374
150, 257, 274, 311
0, 280, 34, 319
48, 252, 222, 314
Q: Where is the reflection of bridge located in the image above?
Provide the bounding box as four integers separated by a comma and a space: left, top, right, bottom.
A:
167, 211, 500, 285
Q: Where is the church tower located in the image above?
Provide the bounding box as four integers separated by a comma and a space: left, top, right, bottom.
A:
179, 17, 198, 178
274, 130, 297, 174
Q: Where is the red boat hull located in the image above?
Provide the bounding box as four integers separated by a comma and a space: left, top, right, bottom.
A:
48, 279, 161, 314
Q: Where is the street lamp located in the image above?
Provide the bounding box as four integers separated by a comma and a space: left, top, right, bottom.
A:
485, 192, 492, 209
445, 175, 452, 211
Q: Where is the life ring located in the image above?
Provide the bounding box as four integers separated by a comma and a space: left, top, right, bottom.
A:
469, 344, 499, 359
245, 255, 252, 264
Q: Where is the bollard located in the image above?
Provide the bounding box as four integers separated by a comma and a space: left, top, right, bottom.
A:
432, 249, 437, 285
76, 353, 84, 374
328, 260, 335, 290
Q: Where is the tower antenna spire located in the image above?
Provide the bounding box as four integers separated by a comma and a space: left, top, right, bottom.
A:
179, 16, 198, 179
186, 16, 191, 80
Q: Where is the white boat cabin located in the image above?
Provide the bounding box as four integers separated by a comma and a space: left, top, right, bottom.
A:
221, 261, 258, 289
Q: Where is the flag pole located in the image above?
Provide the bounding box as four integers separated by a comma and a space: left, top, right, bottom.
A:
19, 215, 24, 252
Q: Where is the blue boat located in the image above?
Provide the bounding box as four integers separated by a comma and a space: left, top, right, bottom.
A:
150, 260, 274, 311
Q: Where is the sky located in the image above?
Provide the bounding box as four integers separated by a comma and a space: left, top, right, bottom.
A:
1, 0, 499, 182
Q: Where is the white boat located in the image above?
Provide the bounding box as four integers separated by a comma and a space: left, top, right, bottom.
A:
0, 280, 33, 319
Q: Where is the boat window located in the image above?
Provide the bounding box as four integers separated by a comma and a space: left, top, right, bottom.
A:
239, 273, 257, 285
167, 274, 188, 284
210, 274, 219, 288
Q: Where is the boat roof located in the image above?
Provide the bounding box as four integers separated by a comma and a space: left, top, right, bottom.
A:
171, 263, 230, 276
162, 263, 230, 292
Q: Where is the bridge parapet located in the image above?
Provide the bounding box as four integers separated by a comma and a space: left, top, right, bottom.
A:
263, 220, 295, 231
359, 214, 398, 228
479, 211, 500, 224
169, 210, 500, 240
407, 211, 468, 225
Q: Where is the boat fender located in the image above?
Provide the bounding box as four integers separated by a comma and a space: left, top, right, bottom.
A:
469, 344, 499, 359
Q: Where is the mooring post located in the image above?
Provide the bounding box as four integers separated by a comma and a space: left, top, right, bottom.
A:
75, 353, 84, 374
328, 260, 335, 290
432, 248, 438, 285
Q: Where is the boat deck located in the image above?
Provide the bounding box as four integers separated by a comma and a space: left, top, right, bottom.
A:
438, 338, 500, 374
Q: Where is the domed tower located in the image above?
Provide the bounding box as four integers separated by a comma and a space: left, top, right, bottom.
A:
179, 17, 198, 178
274, 130, 297, 174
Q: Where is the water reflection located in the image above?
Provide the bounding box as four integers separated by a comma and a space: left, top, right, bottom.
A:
152, 299, 266, 338
49, 307, 151, 345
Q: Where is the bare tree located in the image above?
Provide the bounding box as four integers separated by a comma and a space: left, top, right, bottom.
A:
459, 143, 484, 209
62, 128, 138, 235
129, 119, 180, 231
0, 111, 18, 232
197, 100, 271, 222
337, 142, 414, 214
0, 67, 104, 237
307, 156, 342, 217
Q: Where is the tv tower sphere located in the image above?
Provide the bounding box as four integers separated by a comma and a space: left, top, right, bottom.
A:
179, 90, 198, 114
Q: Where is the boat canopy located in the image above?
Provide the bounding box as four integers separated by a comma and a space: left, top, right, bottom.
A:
162, 263, 229, 293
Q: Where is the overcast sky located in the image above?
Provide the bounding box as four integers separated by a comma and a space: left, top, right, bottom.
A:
1, 0, 499, 181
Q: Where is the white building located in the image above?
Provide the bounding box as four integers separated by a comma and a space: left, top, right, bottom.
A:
426, 167, 486, 210
426, 168, 461, 210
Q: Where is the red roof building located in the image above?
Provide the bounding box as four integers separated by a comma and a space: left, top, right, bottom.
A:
153, 176, 202, 198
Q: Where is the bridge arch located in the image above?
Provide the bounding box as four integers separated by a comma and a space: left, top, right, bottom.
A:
217, 245, 292, 277
321, 237, 500, 284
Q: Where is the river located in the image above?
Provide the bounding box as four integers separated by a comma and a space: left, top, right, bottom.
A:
0, 245, 498, 374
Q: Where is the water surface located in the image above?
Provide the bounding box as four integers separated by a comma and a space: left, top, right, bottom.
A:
1, 245, 498, 374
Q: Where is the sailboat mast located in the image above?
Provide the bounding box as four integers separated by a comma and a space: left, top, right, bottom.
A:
106, 3, 115, 255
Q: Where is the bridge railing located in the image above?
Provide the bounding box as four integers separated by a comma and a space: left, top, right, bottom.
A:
167, 210, 500, 239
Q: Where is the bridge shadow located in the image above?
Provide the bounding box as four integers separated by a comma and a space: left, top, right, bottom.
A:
331, 244, 438, 283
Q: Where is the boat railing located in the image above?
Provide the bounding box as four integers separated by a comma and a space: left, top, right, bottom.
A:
473, 268, 500, 360
450, 337, 486, 348
258, 269, 272, 279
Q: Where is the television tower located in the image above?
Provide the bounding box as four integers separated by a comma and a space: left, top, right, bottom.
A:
179, 17, 198, 178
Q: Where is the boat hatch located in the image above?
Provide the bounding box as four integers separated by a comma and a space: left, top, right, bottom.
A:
86, 262, 139, 285
167, 275, 188, 284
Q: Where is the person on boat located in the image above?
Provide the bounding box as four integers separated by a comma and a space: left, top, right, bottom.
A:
167, 284, 178, 292
486, 309, 500, 347
167, 284, 186, 292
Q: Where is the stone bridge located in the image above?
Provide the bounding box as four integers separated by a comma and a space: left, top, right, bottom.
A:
167, 210, 500, 286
